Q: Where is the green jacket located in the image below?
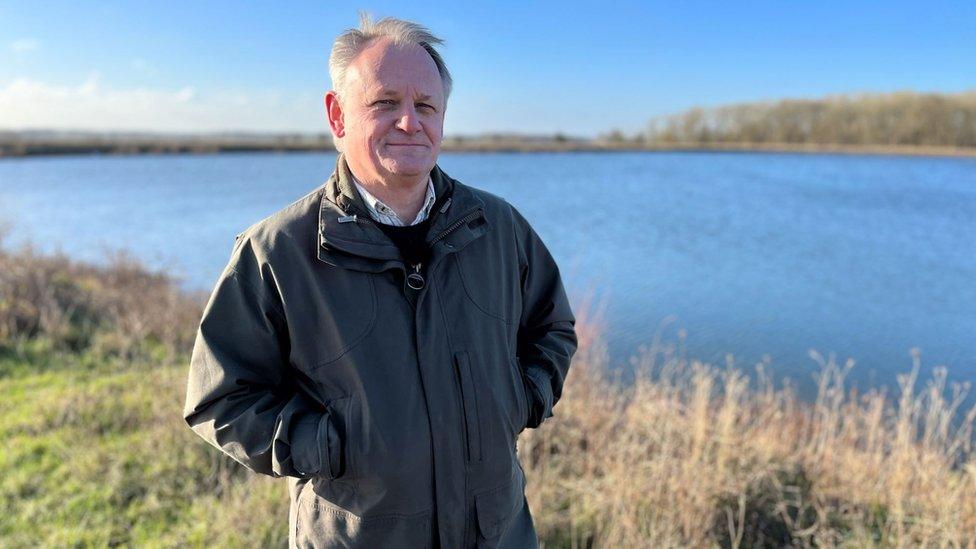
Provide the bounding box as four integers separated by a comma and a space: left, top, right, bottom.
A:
183, 154, 577, 548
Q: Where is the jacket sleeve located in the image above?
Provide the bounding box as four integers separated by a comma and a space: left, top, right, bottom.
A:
511, 206, 578, 428
182, 235, 342, 479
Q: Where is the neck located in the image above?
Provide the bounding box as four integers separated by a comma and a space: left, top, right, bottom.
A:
349, 166, 430, 223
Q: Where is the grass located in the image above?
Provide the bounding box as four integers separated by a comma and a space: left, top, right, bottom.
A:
0, 345, 289, 547
2, 232, 975, 547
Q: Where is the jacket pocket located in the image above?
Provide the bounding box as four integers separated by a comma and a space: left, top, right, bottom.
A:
453, 252, 518, 324
454, 351, 483, 463
474, 469, 525, 544
295, 482, 433, 548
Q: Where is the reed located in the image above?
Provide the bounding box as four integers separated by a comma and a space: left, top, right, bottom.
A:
1, 233, 973, 547
522, 306, 976, 547
0, 230, 203, 361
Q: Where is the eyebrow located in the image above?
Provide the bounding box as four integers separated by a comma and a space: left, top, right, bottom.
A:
376, 89, 434, 102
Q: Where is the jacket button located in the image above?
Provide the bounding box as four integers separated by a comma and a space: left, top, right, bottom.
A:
406, 273, 425, 290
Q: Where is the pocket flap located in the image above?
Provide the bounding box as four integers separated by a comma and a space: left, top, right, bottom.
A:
474, 474, 522, 539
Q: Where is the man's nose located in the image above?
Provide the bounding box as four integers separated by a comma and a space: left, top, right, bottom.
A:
395, 107, 422, 133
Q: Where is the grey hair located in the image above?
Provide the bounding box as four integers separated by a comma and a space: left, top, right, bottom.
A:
329, 13, 452, 101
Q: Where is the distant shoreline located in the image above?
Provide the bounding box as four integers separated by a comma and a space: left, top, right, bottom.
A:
6, 90, 975, 161
2, 136, 975, 160
447, 141, 976, 159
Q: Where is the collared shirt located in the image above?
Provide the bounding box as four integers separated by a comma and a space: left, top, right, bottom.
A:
352, 175, 437, 226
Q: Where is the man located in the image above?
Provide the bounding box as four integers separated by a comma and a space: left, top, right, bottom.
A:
183, 15, 577, 548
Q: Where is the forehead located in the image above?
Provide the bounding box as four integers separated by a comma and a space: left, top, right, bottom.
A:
346, 38, 444, 99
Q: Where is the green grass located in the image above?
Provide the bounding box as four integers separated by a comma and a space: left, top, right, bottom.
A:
0, 343, 289, 547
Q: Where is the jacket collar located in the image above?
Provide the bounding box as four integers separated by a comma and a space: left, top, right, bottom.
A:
317, 154, 489, 271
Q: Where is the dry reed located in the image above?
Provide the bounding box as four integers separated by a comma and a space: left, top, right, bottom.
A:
522, 304, 976, 547
0, 231, 203, 358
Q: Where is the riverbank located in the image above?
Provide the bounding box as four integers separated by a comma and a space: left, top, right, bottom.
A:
1, 235, 974, 545
0, 131, 333, 157
2, 130, 975, 159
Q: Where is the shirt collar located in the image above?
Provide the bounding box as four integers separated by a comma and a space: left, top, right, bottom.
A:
351, 174, 437, 226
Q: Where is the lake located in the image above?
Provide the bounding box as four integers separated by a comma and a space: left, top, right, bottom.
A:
1, 151, 974, 402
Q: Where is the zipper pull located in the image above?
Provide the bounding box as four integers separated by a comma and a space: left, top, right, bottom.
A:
406, 262, 425, 290
337, 214, 358, 223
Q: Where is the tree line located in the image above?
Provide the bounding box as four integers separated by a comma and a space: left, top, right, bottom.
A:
643, 91, 976, 148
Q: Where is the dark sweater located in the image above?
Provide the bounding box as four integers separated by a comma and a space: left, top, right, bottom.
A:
374, 217, 434, 267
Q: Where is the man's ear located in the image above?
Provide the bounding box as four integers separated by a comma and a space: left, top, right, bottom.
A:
325, 91, 345, 138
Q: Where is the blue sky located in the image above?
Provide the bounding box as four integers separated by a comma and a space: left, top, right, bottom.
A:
1, 1, 973, 136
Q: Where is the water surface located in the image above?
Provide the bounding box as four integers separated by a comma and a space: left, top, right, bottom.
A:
1, 151, 973, 401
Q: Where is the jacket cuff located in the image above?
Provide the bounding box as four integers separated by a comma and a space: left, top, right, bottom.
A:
291, 413, 343, 479
325, 409, 343, 479
523, 364, 555, 428
291, 414, 324, 477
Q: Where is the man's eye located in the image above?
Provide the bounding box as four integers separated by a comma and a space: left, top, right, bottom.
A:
373, 99, 395, 107
417, 103, 435, 112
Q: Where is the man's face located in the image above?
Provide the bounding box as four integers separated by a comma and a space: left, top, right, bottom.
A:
326, 37, 446, 186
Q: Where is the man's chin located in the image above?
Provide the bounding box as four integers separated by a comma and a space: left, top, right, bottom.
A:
379, 158, 435, 179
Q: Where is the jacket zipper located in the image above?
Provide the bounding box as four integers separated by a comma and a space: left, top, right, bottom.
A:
407, 208, 483, 289
337, 206, 484, 290
427, 208, 483, 247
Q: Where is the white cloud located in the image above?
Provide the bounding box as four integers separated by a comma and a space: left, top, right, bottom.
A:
174, 86, 196, 102
78, 72, 100, 94
0, 76, 328, 132
10, 39, 40, 53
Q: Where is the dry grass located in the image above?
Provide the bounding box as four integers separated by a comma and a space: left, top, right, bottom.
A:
3, 232, 975, 547
522, 304, 976, 547
0, 229, 203, 359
